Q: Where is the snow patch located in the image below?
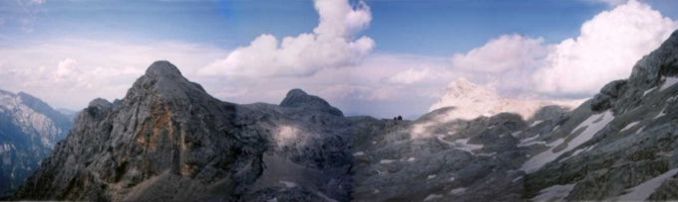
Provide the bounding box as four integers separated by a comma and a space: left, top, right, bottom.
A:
275, 125, 307, 147
449, 188, 467, 195
531, 184, 575, 201
621, 121, 640, 132
435, 136, 483, 154
521, 110, 614, 173
660, 77, 678, 91
616, 168, 678, 201
530, 120, 544, 127
518, 135, 543, 147
279, 180, 297, 188
423, 194, 443, 201
0, 144, 14, 154
353, 151, 365, 156
654, 108, 666, 119
643, 87, 656, 96
558, 146, 594, 163
427, 175, 437, 180
512, 176, 523, 183
511, 131, 522, 137
380, 159, 396, 164
453, 138, 484, 153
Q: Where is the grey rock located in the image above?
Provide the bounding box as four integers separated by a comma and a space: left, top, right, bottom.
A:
591, 80, 627, 112
280, 89, 344, 116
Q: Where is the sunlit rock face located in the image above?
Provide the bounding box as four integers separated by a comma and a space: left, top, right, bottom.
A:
0, 90, 72, 197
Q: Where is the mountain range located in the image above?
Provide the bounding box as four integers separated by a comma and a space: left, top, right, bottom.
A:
0, 90, 72, 196
4, 30, 678, 201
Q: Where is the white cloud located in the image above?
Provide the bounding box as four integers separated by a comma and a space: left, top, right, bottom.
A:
388, 68, 431, 84
444, 0, 676, 100
534, 0, 677, 96
451, 34, 547, 73
0, 39, 228, 109
199, 0, 374, 78
429, 0, 676, 117
55, 58, 79, 80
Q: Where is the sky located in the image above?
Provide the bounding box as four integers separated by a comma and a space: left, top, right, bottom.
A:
0, 0, 677, 118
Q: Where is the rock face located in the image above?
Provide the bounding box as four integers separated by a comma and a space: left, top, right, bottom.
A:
12, 61, 352, 201
0, 90, 72, 196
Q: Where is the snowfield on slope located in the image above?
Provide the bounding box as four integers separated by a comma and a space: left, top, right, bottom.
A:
521, 110, 614, 173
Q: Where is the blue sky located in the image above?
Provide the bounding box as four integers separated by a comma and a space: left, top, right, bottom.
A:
1, 0, 677, 118
2, 0, 635, 54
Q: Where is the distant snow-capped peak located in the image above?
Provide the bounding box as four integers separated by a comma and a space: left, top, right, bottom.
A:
429, 78, 582, 121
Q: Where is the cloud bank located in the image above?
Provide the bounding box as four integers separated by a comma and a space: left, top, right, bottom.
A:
199, 0, 374, 78
2, 0, 676, 120
451, 35, 547, 74
0, 39, 228, 109
441, 0, 676, 100
534, 0, 677, 96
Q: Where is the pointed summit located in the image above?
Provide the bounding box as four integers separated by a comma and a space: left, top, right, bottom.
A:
145, 60, 183, 79
430, 78, 580, 120
127, 60, 208, 101
280, 88, 343, 116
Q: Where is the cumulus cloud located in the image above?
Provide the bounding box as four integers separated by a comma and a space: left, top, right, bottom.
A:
388, 68, 431, 84
55, 58, 79, 80
534, 0, 677, 96
451, 34, 547, 73
444, 0, 676, 102
0, 36, 450, 119
199, 0, 374, 78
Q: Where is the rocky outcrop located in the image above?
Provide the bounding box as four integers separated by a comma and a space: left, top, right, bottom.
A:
0, 90, 72, 197
280, 89, 344, 116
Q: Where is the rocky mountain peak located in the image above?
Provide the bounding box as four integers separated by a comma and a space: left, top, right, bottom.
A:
591, 29, 678, 114
628, 30, 678, 89
280, 88, 344, 116
126, 60, 208, 102
0, 90, 72, 196
450, 77, 485, 92
87, 98, 112, 109
145, 60, 183, 79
